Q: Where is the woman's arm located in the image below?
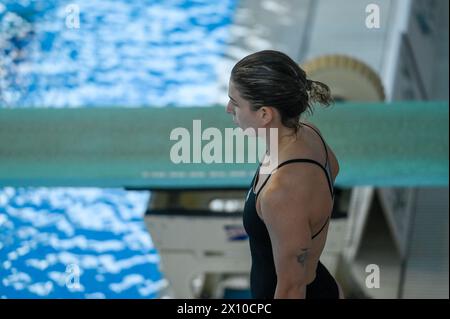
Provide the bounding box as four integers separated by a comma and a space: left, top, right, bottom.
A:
259, 166, 316, 299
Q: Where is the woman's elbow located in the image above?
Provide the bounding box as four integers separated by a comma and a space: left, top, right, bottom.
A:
274, 282, 307, 299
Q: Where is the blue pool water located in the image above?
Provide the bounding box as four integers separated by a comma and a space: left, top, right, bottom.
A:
0, 0, 237, 298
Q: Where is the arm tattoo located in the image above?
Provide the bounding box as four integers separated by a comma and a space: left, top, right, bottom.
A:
296, 249, 309, 267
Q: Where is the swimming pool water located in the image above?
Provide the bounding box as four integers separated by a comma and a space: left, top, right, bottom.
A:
0, 0, 238, 298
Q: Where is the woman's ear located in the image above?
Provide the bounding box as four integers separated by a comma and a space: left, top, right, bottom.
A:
259, 106, 274, 126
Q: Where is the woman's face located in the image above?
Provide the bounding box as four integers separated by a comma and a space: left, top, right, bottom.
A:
226, 80, 261, 131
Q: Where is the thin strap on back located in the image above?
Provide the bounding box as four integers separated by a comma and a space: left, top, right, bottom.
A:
255, 159, 334, 199
311, 217, 330, 239
299, 122, 334, 192
300, 122, 329, 168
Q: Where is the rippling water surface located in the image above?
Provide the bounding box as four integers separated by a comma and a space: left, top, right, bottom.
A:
0, 0, 237, 298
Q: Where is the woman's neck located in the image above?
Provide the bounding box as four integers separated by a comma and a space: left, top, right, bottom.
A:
264, 125, 298, 155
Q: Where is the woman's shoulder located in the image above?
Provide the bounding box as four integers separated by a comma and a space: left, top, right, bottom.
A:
262, 161, 323, 201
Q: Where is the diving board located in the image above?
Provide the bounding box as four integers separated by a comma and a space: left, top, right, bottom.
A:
0, 101, 448, 188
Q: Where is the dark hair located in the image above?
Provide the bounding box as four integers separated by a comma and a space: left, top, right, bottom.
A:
231, 50, 333, 133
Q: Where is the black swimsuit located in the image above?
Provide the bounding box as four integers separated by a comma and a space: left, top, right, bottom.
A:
242, 123, 340, 299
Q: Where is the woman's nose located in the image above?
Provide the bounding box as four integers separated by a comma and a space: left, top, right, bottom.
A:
226, 101, 233, 114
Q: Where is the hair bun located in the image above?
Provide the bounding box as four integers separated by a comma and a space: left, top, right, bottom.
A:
308, 79, 333, 106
